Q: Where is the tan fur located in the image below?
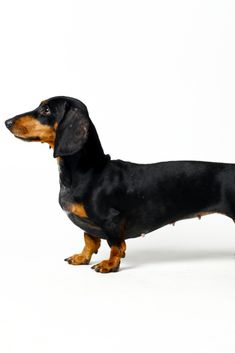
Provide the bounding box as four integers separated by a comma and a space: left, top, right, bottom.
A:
91, 241, 126, 273
12, 115, 56, 148
65, 233, 101, 265
68, 203, 88, 218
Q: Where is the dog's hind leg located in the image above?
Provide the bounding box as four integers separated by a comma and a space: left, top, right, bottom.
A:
91, 240, 126, 273
64, 233, 101, 265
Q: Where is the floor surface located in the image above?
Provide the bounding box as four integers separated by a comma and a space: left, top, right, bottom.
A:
1, 214, 235, 353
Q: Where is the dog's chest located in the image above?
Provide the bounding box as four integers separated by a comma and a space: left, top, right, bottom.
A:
58, 184, 106, 238
59, 184, 73, 210
59, 184, 88, 217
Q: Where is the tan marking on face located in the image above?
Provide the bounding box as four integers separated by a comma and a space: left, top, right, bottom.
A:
11, 115, 56, 148
68, 203, 88, 218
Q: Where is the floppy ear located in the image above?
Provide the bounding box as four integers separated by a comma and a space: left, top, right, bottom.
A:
53, 107, 90, 157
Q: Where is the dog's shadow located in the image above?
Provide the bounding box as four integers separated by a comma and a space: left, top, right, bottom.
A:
126, 247, 235, 268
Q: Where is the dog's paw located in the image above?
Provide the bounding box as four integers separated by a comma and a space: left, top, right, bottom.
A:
91, 260, 120, 273
64, 254, 90, 265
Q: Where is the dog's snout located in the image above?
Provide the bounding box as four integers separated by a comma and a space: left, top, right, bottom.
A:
5, 118, 14, 130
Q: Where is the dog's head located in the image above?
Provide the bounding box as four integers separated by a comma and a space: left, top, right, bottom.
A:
5, 96, 90, 157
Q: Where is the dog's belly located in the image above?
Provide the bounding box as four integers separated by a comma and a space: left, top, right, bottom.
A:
123, 207, 219, 239
124, 217, 167, 239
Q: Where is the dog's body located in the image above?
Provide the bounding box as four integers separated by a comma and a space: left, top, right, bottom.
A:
5, 96, 235, 272
60, 159, 235, 239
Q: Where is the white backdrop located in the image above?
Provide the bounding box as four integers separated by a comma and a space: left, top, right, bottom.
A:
1, 1, 235, 353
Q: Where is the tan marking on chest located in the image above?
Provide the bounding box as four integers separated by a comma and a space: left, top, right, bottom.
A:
68, 203, 88, 218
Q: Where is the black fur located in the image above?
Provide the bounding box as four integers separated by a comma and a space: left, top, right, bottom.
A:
5, 97, 235, 249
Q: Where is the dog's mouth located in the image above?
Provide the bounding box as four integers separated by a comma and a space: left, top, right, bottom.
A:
14, 135, 41, 142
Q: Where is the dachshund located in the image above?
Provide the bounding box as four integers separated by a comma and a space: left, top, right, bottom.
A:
5, 96, 235, 273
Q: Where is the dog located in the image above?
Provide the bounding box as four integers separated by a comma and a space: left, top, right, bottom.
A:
5, 96, 235, 273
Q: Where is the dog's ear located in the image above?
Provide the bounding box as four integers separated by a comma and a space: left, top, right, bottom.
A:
53, 107, 90, 157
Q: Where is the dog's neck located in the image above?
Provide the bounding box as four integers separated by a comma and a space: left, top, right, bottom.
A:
57, 122, 110, 189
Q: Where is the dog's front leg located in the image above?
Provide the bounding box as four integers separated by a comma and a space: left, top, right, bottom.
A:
91, 241, 126, 273
64, 233, 101, 265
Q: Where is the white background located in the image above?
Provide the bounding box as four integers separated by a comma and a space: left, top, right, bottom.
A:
1, 1, 235, 352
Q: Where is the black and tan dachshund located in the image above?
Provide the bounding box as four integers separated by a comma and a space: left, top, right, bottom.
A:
5, 96, 235, 272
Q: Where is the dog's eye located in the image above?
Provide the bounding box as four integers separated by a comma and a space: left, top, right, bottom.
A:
40, 105, 51, 116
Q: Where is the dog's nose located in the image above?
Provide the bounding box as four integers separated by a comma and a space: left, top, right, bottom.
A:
5, 118, 14, 130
